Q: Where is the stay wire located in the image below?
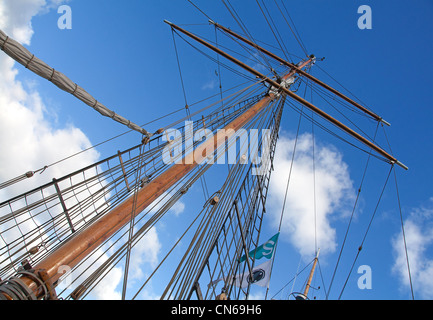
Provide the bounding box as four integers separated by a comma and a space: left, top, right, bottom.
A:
310, 80, 318, 256
171, 27, 211, 201
256, 0, 291, 63
381, 123, 414, 300
315, 63, 372, 111
171, 28, 189, 108
221, 27, 303, 61
326, 122, 379, 299
266, 90, 305, 300
300, 72, 371, 119
214, 25, 225, 109
121, 144, 147, 299
337, 164, 394, 300
213, 27, 277, 73
269, 259, 314, 299
317, 259, 328, 299
300, 75, 377, 141
278, 102, 303, 232
172, 29, 259, 83
283, 98, 389, 165
393, 167, 415, 300
221, 0, 274, 72
187, 0, 213, 21
277, 0, 309, 57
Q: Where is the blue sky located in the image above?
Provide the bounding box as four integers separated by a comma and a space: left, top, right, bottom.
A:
1, 0, 432, 300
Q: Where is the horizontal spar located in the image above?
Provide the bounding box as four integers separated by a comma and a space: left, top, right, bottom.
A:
165, 21, 408, 170
0, 29, 150, 136
209, 20, 391, 126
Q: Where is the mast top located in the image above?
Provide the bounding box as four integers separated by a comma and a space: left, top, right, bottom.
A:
167, 21, 408, 170
295, 249, 321, 300
208, 19, 392, 128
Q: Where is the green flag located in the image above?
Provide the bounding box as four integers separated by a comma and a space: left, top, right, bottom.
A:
239, 233, 279, 263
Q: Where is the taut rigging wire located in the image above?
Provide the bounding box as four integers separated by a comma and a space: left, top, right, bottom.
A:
381, 123, 414, 300
186, 0, 213, 21
221, 0, 275, 73
275, 0, 309, 57
326, 122, 380, 299
256, 0, 292, 63
337, 165, 394, 300
283, 97, 390, 165
393, 168, 415, 300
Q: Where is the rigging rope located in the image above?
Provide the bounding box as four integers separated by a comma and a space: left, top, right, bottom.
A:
212, 28, 278, 73
187, 0, 213, 21
393, 168, 415, 300
326, 122, 380, 299
0, 78, 260, 192
269, 259, 313, 299
222, 0, 275, 73
256, 0, 292, 63
121, 144, 148, 299
171, 26, 211, 202
0, 77, 272, 299
0, 12, 406, 300
264, 97, 303, 300
172, 28, 189, 109
284, 98, 390, 164
214, 25, 225, 110
315, 63, 372, 112
300, 76, 377, 141
381, 123, 414, 299
274, 0, 309, 57
337, 165, 394, 300
311, 90, 318, 256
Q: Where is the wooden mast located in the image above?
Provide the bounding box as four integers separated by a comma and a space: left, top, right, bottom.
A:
0, 34, 312, 299
296, 249, 320, 300
7, 96, 273, 300
0, 19, 405, 300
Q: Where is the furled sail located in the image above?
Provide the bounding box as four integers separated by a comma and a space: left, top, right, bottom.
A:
0, 29, 151, 137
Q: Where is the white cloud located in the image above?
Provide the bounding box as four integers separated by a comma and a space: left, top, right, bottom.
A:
55, 226, 163, 300
170, 198, 185, 216
0, 0, 96, 198
0, 0, 69, 45
130, 227, 162, 281
201, 79, 218, 90
392, 199, 433, 299
148, 191, 186, 217
0, 0, 44, 45
91, 266, 123, 300
268, 132, 355, 258
135, 288, 160, 300
0, 0, 123, 300
56, 245, 123, 300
